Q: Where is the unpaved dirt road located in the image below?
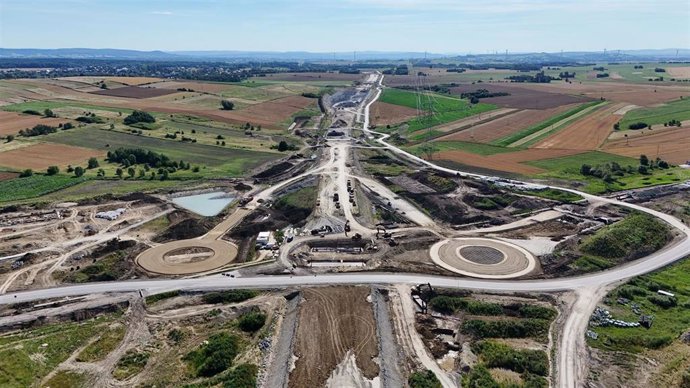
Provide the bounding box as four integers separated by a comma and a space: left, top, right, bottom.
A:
289, 286, 379, 388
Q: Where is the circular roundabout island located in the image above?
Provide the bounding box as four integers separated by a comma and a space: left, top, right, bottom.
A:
430, 237, 536, 279
136, 239, 238, 275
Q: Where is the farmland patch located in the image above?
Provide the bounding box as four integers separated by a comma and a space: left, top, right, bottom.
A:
0, 143, 105, 170
91, 86, 177, 99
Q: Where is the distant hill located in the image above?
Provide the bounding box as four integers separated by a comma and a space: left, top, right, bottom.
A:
0, 48, 181, 60
1, 48, 688, 62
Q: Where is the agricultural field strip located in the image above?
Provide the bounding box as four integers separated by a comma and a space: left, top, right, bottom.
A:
508, 101, 605, 147
407, 107, 518, 142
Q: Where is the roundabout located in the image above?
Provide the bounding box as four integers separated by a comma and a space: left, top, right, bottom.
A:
136, 238, 238, 275
430, 237, 537, 279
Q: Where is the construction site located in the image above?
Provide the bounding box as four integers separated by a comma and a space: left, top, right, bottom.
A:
1, 67, 689, 388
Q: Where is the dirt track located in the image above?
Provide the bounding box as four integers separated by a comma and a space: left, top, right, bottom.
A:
289, 287, 379, 388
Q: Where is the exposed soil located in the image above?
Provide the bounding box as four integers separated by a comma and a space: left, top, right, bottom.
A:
371, 101, 419, 126
261, 72, 364, 82
289, 286, 379, 388
0, 142, 105, 170
505, 81, 689, 106
604, 126, 690, 164
534, 102, 626, 150
0, 111, 75, 136
90, 85, 177, 99
432, 148, 584, 175
438, 105, 576, 143
450, 83, 592, 109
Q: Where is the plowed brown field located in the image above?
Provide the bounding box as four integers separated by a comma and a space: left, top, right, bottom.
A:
450, 84, 590, 109
91, 86, 177, 99
371, 101, 419, 126
438, 105, 575, 143
433, 148, 583, 175
0, 112, 74, 136
507, 82, 688, 106
604, 126, 690, 164
0, 143, 105, 170
533, 103, 626, 150
0, 172, 18, 181
289, 287, 379, 388
667, 67, 690, 79
259, 72, 364, 82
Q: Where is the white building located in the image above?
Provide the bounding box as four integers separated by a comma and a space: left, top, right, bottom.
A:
256, 231, 271, 246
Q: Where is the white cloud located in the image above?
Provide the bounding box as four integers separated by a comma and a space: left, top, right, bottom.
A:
150, 10, 173, 15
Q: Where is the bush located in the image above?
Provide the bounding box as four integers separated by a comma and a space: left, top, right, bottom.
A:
238, 311, 266, 333
19, 124, 57, 137
222, 364, 258, 388
220, 100, 235, 110
168, 328, 184, 344
202, 290, 258, 304
184, 332, 241, 377
472, 340, 549, 376
76, 115, 105, 124
429, 296, 504, 316
46, 166, 59, 176
580, 212, 671, 260
19, 169, 33, 178
408, 370, 442, 388
628, 122, 648, 130
647, 295, 677, 309
123, 110, 155, 125
461, 319, 550, 339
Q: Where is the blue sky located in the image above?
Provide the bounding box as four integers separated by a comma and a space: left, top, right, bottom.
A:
0, 0, 688, 52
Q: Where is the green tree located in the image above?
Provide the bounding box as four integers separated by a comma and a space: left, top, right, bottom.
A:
127, 167, 135, 178
220, 100, 235, 110
74, 166, 85, 177
640, 154, 649, 166
277, 140, 289, 152
87, 157, 99, 169
116, 168, 123, 178
5, 134, 14, 143
46, 165, 59, 175
123, 110, 155, 125
44, 108, 56, 118
19, 169, 33, 178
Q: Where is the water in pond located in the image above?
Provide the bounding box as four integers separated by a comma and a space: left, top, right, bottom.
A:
171, 191, 235, 217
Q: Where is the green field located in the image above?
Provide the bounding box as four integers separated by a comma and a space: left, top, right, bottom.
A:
588, 255, 690, 353
0, 174, 87, 202
0, 315, 116, 387
45, 127, 280, 176
493, 101, 602, 147
619, 98, 690, 129
379, 88, 496, 133
406, 140, 519, 156
541, 63, 690, 84
526, 151, 690, 193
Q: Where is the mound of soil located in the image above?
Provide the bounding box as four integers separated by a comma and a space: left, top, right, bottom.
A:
154, 215, 214, 242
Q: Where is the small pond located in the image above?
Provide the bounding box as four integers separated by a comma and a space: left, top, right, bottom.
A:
171, 191, 235, 217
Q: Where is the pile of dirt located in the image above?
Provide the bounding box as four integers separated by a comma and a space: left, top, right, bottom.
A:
154, 213, 215, 243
